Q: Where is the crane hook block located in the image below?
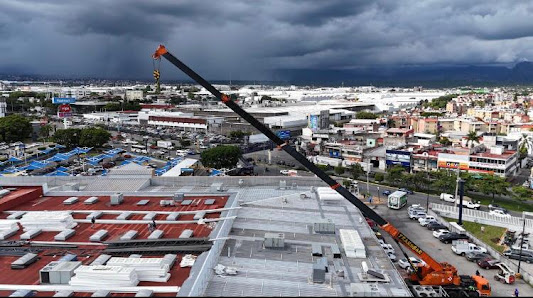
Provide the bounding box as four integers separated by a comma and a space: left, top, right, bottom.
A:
153, 44, 168, 59
221, 94, 230, 103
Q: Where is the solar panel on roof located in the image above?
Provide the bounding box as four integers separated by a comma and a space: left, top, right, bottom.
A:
136, 200, 149, 206
181, 200, 193, 206
204, 199, 215, 205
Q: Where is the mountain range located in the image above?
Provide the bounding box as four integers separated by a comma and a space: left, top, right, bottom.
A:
2, 62, 533, 88
273, 62, 533, 87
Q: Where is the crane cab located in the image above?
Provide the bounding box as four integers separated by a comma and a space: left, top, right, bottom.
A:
471, 275, 491, 296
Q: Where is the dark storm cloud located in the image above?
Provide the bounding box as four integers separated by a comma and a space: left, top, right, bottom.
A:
1, 0, 533, 79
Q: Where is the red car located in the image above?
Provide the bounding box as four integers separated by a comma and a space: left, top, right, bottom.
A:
477, 258, 500, 270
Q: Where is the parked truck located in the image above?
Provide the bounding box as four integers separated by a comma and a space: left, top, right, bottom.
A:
451, 240, 487, 256
157, 140, 174, 150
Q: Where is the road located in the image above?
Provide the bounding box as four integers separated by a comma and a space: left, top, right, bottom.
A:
350, 181, 528, 218
377, 206, 532, 296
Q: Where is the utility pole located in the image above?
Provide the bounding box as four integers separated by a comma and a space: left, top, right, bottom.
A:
518, 211, 533, 274
457, 179, 465, 225
366, 161, 370, 195
426, 172, 430, 213
453, 169, 460, 207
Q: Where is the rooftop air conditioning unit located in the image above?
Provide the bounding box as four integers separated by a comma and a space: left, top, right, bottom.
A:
110, 193, 124, 205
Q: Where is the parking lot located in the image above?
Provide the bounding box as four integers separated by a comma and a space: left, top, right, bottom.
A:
375, 205, 532, 296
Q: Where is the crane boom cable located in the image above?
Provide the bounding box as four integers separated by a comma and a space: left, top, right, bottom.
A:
153, 45, 446, 276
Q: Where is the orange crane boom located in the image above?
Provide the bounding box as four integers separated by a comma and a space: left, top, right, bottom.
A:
152, 44, 461, 285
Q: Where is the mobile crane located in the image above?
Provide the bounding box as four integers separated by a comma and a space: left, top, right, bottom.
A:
151, 45, 486, 291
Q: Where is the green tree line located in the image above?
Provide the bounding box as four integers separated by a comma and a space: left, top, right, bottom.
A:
53, 127, 111, 149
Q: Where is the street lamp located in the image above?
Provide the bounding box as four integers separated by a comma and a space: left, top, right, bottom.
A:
377, 186, 380, 204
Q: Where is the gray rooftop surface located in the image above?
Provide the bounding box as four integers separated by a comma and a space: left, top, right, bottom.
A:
1, 176, 412, 297
203, 186, 411, 297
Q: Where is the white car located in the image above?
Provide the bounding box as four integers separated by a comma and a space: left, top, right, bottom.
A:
440, 193, 455, 203
387, 252, 397, 262
418, 216, 437, 227
456, 198, 481, 210
408, 209, 427, 220
398, 257, 426, 269
381, 243, 395, 255
489, 209, 511, 218
280, 169, 290, 175
433, 229, 450, 238
408, 204, 425, 212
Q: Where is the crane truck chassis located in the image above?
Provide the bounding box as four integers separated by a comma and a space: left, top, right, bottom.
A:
152, 44, 491, 296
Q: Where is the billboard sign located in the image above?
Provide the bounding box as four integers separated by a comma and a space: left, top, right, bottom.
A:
437, 160, 469, 170
309, 115, 319, 131
386, 149, 411, 167
277, 130, 291, 140
52, 97, 76, 104
437, 153, 469, 170
57, 104, 72, 118
329, 149, 340, 158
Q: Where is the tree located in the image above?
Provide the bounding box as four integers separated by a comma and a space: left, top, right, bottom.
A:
350, 163, 365, 179
466, 131, 480, 148
79, 127, 111, 148
431, 170, 456, 194
474, 174, 510, 203
200, 145, 242, 169
39, 124, 53, 143
180, 139, 191, 147
317, 164, 329, 172
187, 92, 195, 100
53, 128, 81, 149
439, 137, 452, 146
420, 112, 443, 117
518, 133, 533, 164
334, 166, 345, 175
386, 118, 395, 128
511, 186, 533, 202
423, 94, 458, 109
386, 166, 406, 186
229, 131, 250, 139
411, 171, 430, 192
356, 111, 378, 119
374, 172, 385, 182
260, 95, 272, 103
342, 179, 351, 188
0, 115, 32, 142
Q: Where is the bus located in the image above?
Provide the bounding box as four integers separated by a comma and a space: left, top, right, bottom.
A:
387, 191, 408, 209
131, 145, 147, 154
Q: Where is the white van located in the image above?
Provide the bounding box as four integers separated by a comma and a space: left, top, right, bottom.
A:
440, 193, 455, 203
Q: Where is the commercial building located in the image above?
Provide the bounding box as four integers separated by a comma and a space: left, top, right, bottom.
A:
137, 111, 224, 132
437, 146, 519, 177
125, 90, 144, 101
0, 98, 6, 117
0, 175, 411, 297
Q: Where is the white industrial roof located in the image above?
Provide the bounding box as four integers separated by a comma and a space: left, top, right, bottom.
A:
161, 158, 198, 177
316, 187, 343, 201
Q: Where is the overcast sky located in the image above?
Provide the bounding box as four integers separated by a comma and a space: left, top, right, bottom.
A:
2, 0, 533, 80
